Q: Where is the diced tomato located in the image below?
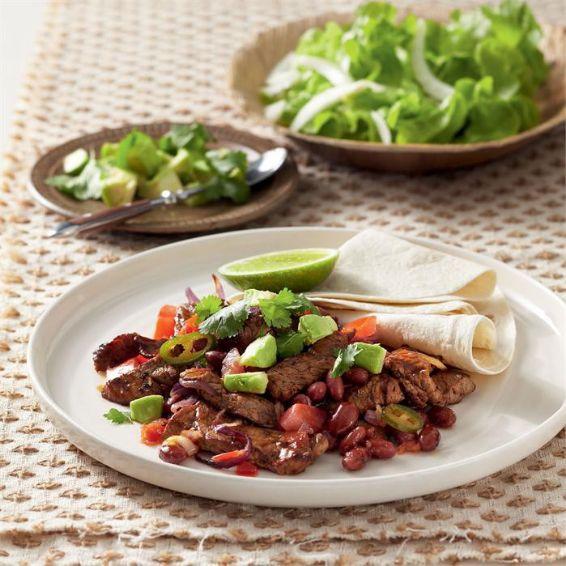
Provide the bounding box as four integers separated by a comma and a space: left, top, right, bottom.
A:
134, 354, 151, 364
236, 461, 259, 477
141, 418, 168, 446
158, 305, 177, 318
342, 316, 377, 342
279, 404, 327, 433
180, 315, 199, 335
154, 316, 175, 340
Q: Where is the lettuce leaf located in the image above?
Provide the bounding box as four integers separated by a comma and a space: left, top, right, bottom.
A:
262, 0, 547, 144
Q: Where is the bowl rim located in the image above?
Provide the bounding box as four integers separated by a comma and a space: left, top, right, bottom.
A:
228, 9, 566, 153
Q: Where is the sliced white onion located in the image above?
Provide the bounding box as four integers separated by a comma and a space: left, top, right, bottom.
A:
264, 100, 286, 122
263, 54, 301, 97
411, 19, 454, 101
290, 80, 385, 132
370, 110, 392, 144
293, 55, 352, 86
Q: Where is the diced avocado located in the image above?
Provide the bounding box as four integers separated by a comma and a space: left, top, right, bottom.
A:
298, 314, 338, 345
100, 166, 137, 206
276, 331, 305, 358
223, 372, 268, 394
100, 142, 119, 160
137, 168, 183, 199
129, 395, 164, 424
240, 334, 277, 368
243, 289, 277, 306
169, 148, 192, 181
354, 342, 386, 374
157, 149, 173, 166
63, 148, 89, 175
116, 129, 161, 178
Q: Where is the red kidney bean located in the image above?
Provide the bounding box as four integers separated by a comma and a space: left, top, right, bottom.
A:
292, 394, 312, 406
205, 350, 226, 371
159, 439, 187, 465
389, 428, 417, 445
307, 381, 327, 403
418, 424, 441, 451
344, 367, 369, 385
339, 426, 367, 455
327, 402, 359, 437
365, 426, 386, 441
326, 372, 344, 401
341, 447, 370, 471
427, 406, 456, 428
367, 438, 397, 459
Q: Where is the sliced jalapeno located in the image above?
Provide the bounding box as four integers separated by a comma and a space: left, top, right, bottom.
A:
159, 332, 213, 365
382, 404, 424, 433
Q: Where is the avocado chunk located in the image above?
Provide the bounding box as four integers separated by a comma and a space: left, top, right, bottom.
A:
353, 342, 386, 374
276, 331, 305, 358
298, 314, 338, 345
129, 394, 164, 424
223, 372, 268, 394
63, 148, 89, 175
100, 166, 137, 206
240, 334, 277, 368
169, 148, 193, 183
137, 168, 183, 199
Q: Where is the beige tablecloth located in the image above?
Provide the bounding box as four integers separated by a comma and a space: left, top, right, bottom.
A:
0, 0, 564, 563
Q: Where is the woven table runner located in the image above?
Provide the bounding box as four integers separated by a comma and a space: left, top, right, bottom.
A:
1, 0, 564, 563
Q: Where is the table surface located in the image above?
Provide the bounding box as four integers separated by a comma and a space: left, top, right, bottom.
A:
0, 0, 564, 564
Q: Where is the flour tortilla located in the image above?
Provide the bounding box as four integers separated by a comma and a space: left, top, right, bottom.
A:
316, 229, 497, 303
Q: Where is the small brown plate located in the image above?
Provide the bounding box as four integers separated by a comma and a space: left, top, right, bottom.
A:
230, 7, 565, 173
29, 122, 298, 234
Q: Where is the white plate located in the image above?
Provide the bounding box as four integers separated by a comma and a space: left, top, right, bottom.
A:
28, 228, 566, 507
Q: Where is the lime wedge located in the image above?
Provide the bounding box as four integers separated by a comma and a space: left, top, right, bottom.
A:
218, 248, 339, 292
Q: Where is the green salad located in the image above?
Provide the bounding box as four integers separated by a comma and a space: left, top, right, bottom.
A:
47, 123, 250, 207
262, 0, 548, 144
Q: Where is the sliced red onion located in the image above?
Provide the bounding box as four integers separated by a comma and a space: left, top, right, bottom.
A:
209, 425, 252, 468
178, 378, 218, 398
170, 396, 199, 414
185, 287, 200, 305
364, 409, 382, 427
211, 274, 226, 300
221, 348, 243, 376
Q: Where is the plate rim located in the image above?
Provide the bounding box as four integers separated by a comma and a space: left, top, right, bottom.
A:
27, 227, 566, 501
27, 122, 299, 234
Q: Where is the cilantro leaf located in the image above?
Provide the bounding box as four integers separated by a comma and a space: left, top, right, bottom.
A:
198, 300, 250, 339
104, 408, 132, 424
195, 295, 223, 322
258, 288, 319, 329
331, 343, 364, 378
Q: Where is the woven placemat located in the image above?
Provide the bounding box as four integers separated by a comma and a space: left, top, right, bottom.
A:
0, 0, 564, 563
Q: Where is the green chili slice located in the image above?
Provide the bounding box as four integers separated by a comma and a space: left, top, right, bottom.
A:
382, 404, 424, 433
159, 332, 213, 365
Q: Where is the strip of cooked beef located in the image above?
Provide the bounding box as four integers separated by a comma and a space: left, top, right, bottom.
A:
348, 374, 404, 412
384, 348, 475, 407
218, 310, 264, 352
433, 369, 476, 404
267, 332, 349, 401
93, 333, 164, 372
102, 357, 180, 405
179, 367, 278, 427
164, 402, 328, 475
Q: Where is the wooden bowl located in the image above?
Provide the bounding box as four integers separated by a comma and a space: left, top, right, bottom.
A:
230, 8, 565, 173
29, 122, 298, 234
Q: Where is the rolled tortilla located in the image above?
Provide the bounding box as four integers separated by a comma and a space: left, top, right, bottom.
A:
316, 229, 497, 303
312, 289, 515, 375
308, 297, 479, 316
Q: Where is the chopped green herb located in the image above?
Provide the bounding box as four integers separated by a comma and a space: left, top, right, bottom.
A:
103, 408, 132, 424
330, 343, 364, 378
195, 295, 223, 322
258, 288, 318, 329
198, 299, 250, 339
